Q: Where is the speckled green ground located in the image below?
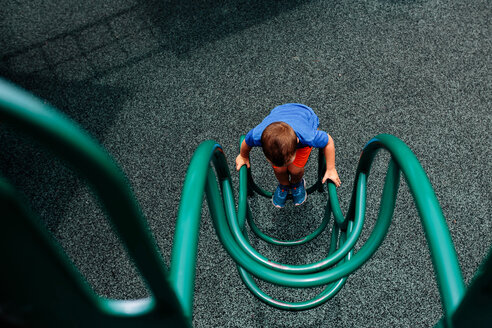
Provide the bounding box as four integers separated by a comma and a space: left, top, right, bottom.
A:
1, 0, 491, 327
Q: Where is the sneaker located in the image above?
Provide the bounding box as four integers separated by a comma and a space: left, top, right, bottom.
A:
291, 179, 307, 206
272, 184, 290, 208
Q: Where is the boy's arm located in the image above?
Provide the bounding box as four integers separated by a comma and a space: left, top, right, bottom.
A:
321, 134, 341, 187
236, 139, 252, 171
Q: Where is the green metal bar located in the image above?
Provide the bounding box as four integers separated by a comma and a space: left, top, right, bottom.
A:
0, 79, 177, 307
0, 79, 188, 326
225, 167, 366, 274
245, 200, 331, 246
449, 246, 492, 327
236, 221, 354, 311
169, 141, 223, 318
223, 147, 414, 287
214, 133, 463, 316
328, 183, 347, 228
172, 129, 465, 318
362, 135, 465, 318
0, 176, 103, 323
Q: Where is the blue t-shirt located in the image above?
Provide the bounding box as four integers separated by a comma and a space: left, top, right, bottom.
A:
244, 103, 329, 148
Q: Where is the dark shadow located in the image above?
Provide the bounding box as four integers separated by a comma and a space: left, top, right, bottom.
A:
142, 0, 310, 56
0, 70, 149, 303
0, 71, 130, 232
0, 4, 161, 83
0, 3, 135, 228
0, 71, 130, 139
1, 1, 310, 83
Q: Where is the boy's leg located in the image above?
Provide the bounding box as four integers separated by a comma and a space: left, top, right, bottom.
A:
290, 165, 307, 206
273, 166, 290, 185
272, 166, 290, 208
288, 147, 312, 206
288, 164, 304, 184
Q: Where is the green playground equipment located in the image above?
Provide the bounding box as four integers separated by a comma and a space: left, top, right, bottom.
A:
0, 78, 490, 327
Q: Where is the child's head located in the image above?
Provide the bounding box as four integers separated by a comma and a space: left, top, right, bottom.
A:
261, 122, 297, 167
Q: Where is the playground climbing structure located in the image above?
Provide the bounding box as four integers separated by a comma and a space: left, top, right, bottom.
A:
0, 79, 490, 327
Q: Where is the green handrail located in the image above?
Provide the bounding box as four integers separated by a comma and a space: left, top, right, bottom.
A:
172, 134, 465, 322
1, 78, 469, 327
0, 78, 189, 327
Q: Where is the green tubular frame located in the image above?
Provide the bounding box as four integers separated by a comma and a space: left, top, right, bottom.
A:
1, 78, 473, 326
0, 79, 189, 327
173, 136, 465, 319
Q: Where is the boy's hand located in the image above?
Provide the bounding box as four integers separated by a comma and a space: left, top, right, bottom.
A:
235, 154, 250, 171
322, 168, 341, 187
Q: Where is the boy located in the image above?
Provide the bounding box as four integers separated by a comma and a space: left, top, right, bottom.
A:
235, 103, 341, 208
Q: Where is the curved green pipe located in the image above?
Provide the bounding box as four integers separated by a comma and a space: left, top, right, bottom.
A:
177, 139, 463, 319
224, 170, 366, 274
361, 136, 465, 316
245, 202, 331, 246
237, 222, 354, 311
169, 141, 224, 317
0, 79, 186, 324
208, 153, 397, 287
328, 183, 347, 228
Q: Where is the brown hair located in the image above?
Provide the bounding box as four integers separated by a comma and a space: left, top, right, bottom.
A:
261, 122, 297, 167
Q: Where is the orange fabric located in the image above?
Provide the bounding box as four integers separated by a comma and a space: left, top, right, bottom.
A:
272, 146, 313, 168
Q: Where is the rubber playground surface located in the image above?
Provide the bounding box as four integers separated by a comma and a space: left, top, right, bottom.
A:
1, 1, 491, 327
